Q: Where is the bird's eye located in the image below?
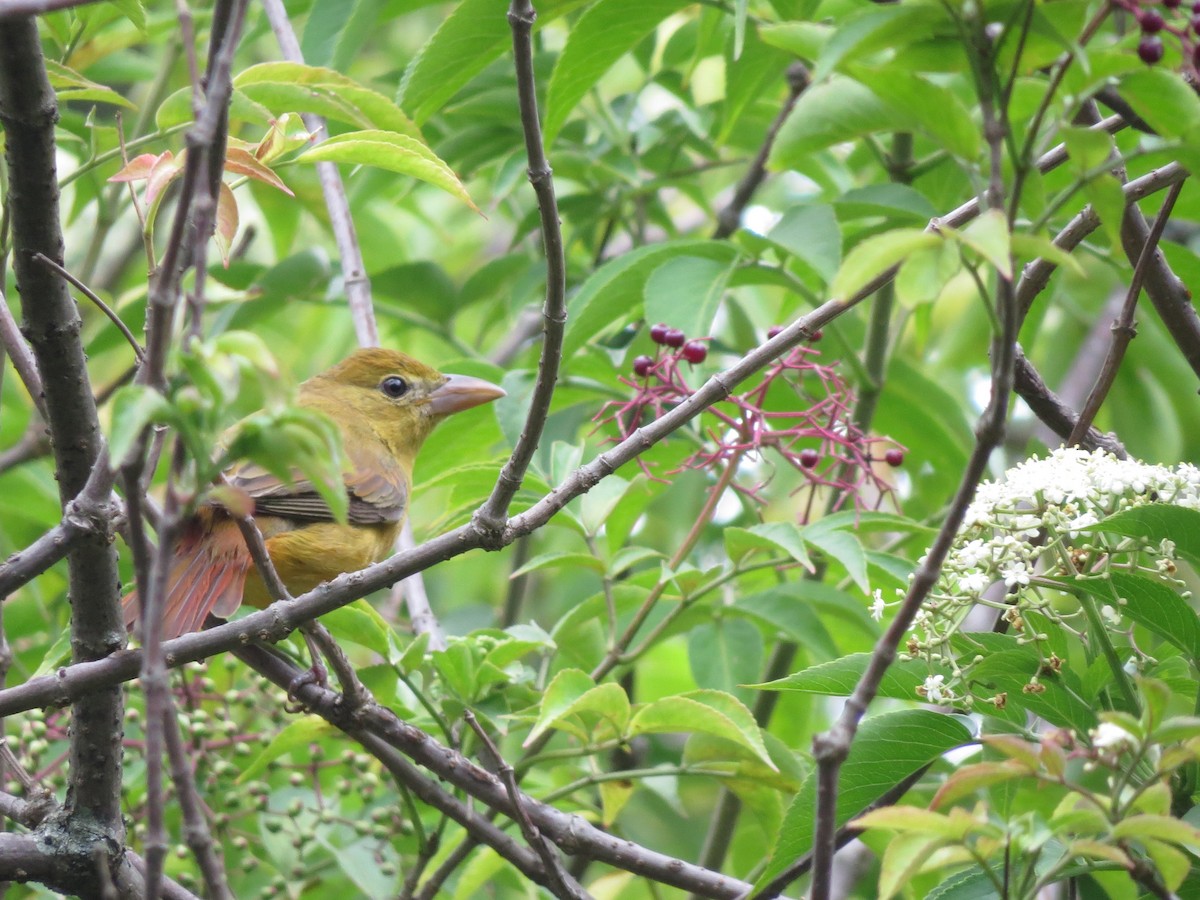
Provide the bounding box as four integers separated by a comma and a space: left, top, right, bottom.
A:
380, 376, 409, 399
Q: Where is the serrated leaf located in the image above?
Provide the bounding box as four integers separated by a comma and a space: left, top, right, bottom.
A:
756, 710, 972, 890
525, 669, 631, 746
630, 690, 775, 770
297, 130, 476, 210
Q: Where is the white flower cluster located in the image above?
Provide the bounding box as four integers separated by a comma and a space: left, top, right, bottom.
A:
904, 448, 1200, 705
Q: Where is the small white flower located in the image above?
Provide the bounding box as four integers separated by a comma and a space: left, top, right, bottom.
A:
957, 571, 990, 594
1091, 721, 1137, 752
870, 589, 886, 622
1160, 539, 1177, 559
1001, 561, 1030, 588
922, 674, 949, 704
1100, 604, 1121, 627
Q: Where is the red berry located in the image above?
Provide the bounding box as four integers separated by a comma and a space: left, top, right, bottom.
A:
632, 355, 654, 377
1138, 34, 1165, 62
663, 328, 686, 348
885, 448, 905, 467
1193, 0, 1200, 12
799, 448, 820, 469
649, 323, 670, 344
767, 325, 784, 339
1139, 9, 1165, 32
810, 329, 824, 342
681, 340, 708, 364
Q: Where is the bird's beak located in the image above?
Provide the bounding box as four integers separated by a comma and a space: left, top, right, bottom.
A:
429, 374, 506, 417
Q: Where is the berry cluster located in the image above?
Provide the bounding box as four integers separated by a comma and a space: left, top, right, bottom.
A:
1123, 0, 1200, 69
598, 322, 906, 520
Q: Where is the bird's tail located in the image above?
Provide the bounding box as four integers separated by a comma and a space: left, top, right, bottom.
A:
122, 518, 251, 640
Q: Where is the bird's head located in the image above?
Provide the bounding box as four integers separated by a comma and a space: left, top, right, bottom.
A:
302, 348, 506, 461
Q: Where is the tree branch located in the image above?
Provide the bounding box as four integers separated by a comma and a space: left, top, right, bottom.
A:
0, 14, 126, 846
475, 0, 569, 534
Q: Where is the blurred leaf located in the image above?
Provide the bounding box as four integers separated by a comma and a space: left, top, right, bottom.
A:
238, 715, 337, 783
644, 255, 736, 341
543, 0, 693, 145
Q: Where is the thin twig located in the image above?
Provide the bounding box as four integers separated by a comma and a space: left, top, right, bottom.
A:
1069, 181, 1184, 444
476, 0, 568, 533
464, 712, 590, 900
0, 290, 47, 421
713, 63, 810, 239
161, 695, 232, 899
30, 253, 145, 363
1013, 350, 1127, 457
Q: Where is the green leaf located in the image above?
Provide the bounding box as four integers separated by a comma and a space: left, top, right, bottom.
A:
45, 60, 136, 109
851, 68, 979, 160
235, 63, 421, 138
1082, 172, 1127, 252
877, 832, 951, 900
237, 715, 336, 783
302, 0, 387, 71
830, 228, 941, 302
509, 551, 606, 579
765, 204, 841, 284
297, 130, 476, 210
398, 0, 584, 124
756, 710, 973, 890
1088, 505, 1200, 567
525, 669, 631, 745
644, 255, 736, 342
1112, 814, 1200, 850
811, 3, 946, 82
1063, 572, 1200, 661
320, 604, 389, 656
947, 209, 1012, 279
688, 619, 764, 698
631, 690, 776, 770
769, 76, 909, 168
724, 522, 814, 570
1119, 69, 1200, 139
109, 385, 173, 464
756, 651, 928, 699
562, 240, 737, 359
543, 0, 694, 146
803, 522, 869, 592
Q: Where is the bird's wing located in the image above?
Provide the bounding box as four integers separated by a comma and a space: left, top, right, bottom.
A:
122, 513, 252, 640
225, 443, 409, 525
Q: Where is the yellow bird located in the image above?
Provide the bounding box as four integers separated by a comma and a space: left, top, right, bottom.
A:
123, 348, 505, 639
